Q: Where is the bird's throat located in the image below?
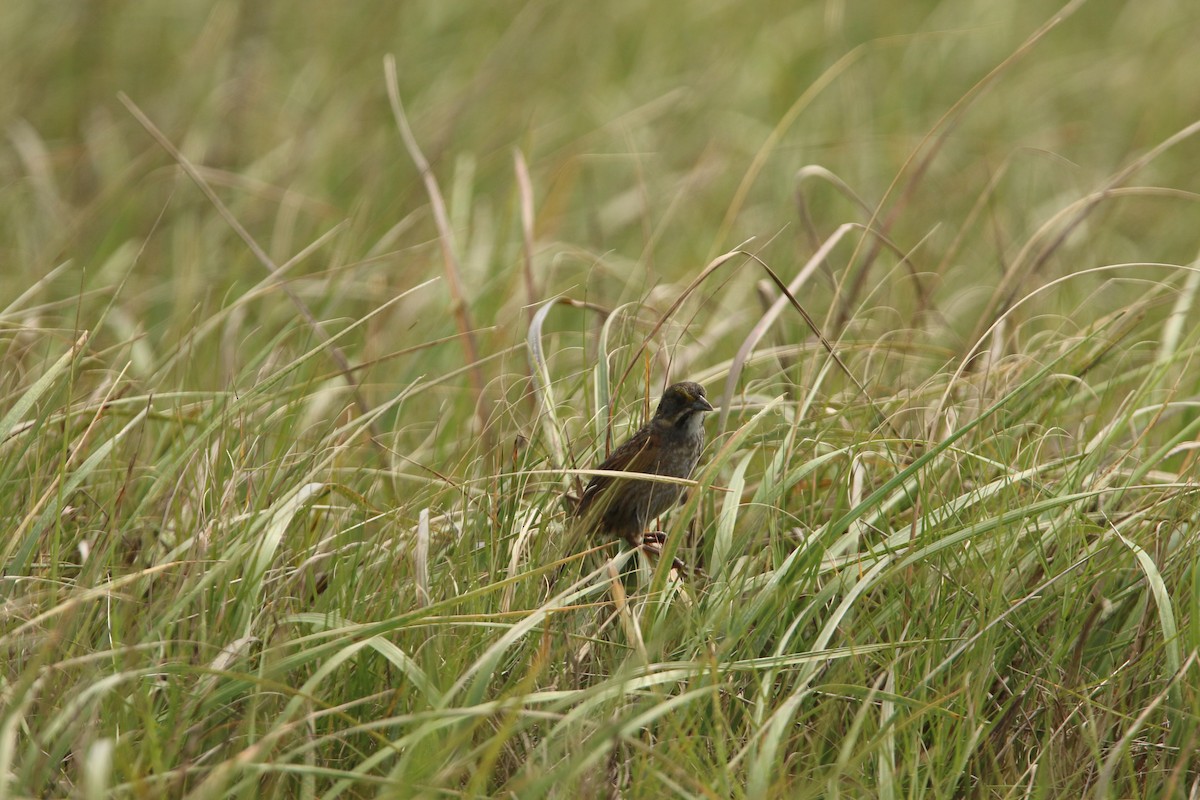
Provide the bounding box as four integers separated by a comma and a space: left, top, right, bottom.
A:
674, 410, 705, 437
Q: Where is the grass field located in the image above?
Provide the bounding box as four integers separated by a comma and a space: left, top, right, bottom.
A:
4, 1, 1200, 797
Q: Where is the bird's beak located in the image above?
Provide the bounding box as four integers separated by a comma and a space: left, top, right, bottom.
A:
693, 396, 715, 412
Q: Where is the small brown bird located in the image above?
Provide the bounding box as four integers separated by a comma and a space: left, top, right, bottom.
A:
575, 381, 714, 571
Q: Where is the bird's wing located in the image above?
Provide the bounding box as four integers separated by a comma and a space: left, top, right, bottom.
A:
575, 424, 657, 517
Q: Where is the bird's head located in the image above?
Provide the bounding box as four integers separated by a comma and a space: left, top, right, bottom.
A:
654, 381, 714, 426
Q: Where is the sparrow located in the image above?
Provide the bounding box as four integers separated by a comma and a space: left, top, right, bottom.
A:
574, 381, 714, 572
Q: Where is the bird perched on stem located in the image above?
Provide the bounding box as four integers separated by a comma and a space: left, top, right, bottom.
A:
574, 381, 714, 573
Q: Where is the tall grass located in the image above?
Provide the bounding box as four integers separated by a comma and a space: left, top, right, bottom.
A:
3, 1, 1200, 797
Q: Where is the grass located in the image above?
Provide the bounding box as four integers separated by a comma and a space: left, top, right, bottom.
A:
3, 0, 1200, 797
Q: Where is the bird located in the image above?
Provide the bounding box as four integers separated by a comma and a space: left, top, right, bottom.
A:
574, 381, 714, 573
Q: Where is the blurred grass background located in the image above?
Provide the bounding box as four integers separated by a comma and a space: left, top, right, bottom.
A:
3, 0, 1200, 797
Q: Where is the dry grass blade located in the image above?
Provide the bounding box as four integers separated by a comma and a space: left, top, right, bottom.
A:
608, 560, 647, 660
383, 55, 485, 414
415, 508, 431, 607
500, 507, 541, 614
528, 297, 575, 469
514, 148, 539, 311
1157, 255, 1200, 366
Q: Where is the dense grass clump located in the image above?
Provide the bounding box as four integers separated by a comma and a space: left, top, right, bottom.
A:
3, 1, 1200, 797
